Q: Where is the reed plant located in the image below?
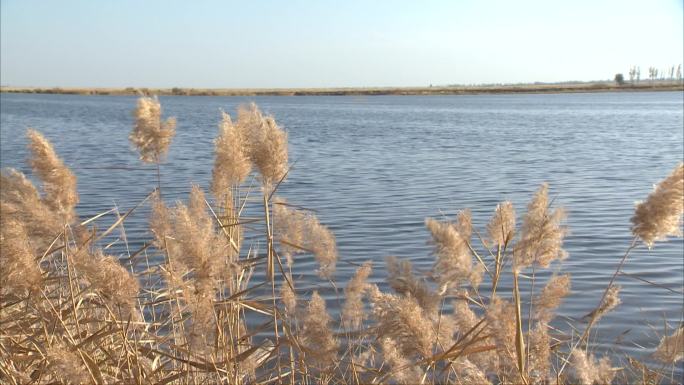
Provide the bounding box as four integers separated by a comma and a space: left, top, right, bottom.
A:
1, 98, 682, 384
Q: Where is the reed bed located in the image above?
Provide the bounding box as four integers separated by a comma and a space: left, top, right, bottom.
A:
1, 97, 683, 384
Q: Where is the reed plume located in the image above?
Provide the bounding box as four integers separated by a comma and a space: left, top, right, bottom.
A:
273, 198, 337, 278
45, 343, 90, 384
653, 326, 683, 363
129, 96, 176, 163
71, 249, 141, 320
425, 213, 474, 291
454, 358, 491, 385
514, 183, 567, 271
211, 110, 251, 199
149, 191, 172, 251
172, 185, 232, 283
280, 275, 298, 316
342, 262, 372, 329
631, 162, 684, 247
1, 167, 65, 251
0, 219, 43, 294
534, 273, 571, 322
381, 337, 424, 384
570, 349, 615, 385
527, 322, 551, 384
27, 129, 79, 223
369, 285, 435, 358
235, 103, 288, 189
453, 298, 480, 335
484, 296, 517, 376
487, 201, 516, 247
586, 285, 621, 322
385, 256, 440, 315
301, 291, 338, 369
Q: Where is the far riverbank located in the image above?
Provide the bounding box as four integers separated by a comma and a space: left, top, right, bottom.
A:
1, 81, 682, 97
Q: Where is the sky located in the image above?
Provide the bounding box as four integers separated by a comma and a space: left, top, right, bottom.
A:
1, 0, 683, 88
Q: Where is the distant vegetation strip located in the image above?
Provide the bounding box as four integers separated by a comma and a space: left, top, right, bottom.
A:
2, 81, 682, 96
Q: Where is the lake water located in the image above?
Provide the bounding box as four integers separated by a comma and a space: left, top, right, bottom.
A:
1, 91, 683, 370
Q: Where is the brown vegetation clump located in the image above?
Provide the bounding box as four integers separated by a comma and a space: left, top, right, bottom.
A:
1, 99, 682, 385
631, 162, 684, 247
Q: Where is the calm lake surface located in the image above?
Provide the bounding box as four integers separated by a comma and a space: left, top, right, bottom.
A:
1, 91, 683, 367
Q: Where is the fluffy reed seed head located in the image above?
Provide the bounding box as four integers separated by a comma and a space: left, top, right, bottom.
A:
149, 191, 172, 251
1, 168, 64, 251
534, 274, 571, 323
26, 129, 79, 223
211, 111, 251, 199
453, 298, 480, 335
301, 291, 338, 369
653, 326, 684, 363
425, 212, 474, 291
73, 250, 141, 320
342, 262, 372, 329
570, 349, 615, 385
236, 103, 288, 189
487, 201, 516, 247
513, 183, 567, 271
590, 285, 622, 323
45, 343, 90, 384
385, 256, 440, 316
527, 322, 551, 384
273, 198, 337, 278
381, 337, 425, 385
0, 219, 43, 294
172, 185, 231, 285
631, 163, 684, 247
484, 296, 517, 374
280, 275, 298, 316
454, 358, 491, 385
369, 285, 435, 358
129, 96, 176, 163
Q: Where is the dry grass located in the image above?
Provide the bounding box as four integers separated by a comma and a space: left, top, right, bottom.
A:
1, 98, 682, 384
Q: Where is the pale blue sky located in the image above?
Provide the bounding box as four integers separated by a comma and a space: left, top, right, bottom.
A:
1, 0, 682, 88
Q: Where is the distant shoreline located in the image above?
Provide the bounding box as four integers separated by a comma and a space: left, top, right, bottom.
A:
1, 81, 682, 96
